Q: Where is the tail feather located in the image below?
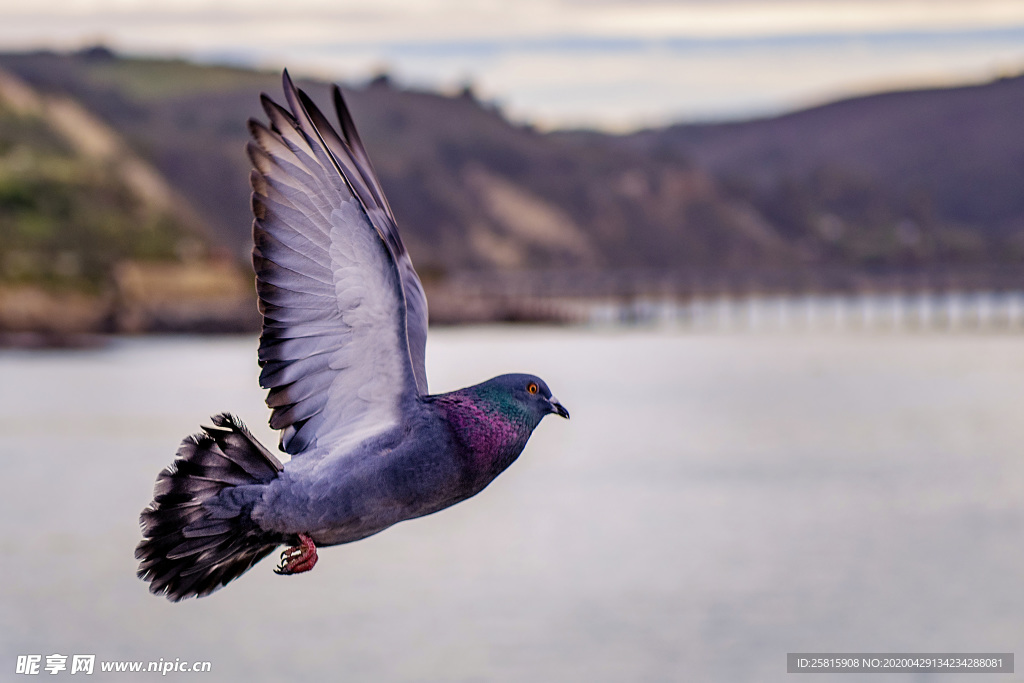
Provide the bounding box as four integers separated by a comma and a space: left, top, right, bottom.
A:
136, 413, 286, 601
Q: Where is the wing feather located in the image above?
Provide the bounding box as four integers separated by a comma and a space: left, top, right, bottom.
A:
291, 82, 430, 395
266, 371, 335, 407
252, 230, 335, 284
326, 86, 430, 394
250, 71, 428, 456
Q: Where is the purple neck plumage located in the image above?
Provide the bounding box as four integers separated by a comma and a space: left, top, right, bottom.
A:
433, 390, 535, 481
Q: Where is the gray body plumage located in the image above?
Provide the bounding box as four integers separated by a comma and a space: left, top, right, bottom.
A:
136, 73, 568, 601
252, 403, 464, 547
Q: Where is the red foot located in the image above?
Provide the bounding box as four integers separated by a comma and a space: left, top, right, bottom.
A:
275, 533, 318, 575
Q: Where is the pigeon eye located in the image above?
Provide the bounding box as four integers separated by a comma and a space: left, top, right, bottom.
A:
527, 382, 539, 395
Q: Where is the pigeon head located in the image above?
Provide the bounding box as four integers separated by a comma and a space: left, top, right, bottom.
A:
433, 373, 568, 474
478, 373, 570, 426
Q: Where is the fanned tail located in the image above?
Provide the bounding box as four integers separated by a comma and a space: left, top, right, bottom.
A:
136, 414, 286, 601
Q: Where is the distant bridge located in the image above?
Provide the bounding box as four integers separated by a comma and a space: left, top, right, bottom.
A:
430, 266, 1024, 329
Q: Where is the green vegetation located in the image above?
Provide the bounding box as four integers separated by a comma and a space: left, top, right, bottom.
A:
83, 56, 277, 102
0, 102, 192, 291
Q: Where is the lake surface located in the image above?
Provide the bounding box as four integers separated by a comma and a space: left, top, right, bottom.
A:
1, 328, 1022, 681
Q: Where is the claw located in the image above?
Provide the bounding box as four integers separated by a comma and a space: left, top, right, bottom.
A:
274, 533, 318, 575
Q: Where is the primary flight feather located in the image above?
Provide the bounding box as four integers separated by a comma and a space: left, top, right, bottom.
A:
136, 71, 569, 601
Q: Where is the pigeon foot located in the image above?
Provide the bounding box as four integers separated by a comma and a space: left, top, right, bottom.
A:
275, 533, 318, 575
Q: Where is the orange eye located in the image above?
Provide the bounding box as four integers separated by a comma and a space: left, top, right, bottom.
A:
527, 382, 539, 395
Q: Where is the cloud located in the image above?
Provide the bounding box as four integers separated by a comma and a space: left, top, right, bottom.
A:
6, 0, 1024, 42
2, 0, 1023, 128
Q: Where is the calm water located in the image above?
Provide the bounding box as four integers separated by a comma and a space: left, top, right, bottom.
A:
1, 328, 1022, 681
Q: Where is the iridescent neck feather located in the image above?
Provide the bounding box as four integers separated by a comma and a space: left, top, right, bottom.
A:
434, 388, 536, 477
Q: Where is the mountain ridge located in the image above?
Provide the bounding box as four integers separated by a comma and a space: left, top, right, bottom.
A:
621, 72, 1024, 268
1, 48, 1022, 308
0, 50, 799, 278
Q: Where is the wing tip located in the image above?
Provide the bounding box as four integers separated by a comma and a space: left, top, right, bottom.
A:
258, 93, 277, 118
245, 139, 271, 174
251, 193, 267, 220
249, 169, 267, 195
331, 84, 357, 142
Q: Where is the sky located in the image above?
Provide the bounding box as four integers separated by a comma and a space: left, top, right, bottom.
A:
1, 0, 1023, 130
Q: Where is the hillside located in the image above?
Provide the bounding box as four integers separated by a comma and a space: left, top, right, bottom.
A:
0, 49, 796, 279
1, 47, 1023, 336
0, 69, 189, 289
624, 74, 1024, 269
0, 66, 256, 339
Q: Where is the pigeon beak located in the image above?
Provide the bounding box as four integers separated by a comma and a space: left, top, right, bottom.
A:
548, 397, 570, 420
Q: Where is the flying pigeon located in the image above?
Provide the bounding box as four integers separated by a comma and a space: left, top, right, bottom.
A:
135, 71, 569, 601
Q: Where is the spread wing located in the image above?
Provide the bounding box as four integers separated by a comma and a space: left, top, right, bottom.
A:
248, 71, 429, 456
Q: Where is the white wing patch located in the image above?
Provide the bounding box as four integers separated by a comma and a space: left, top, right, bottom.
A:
250, 78, 421, 457
316, 204, 407, 447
